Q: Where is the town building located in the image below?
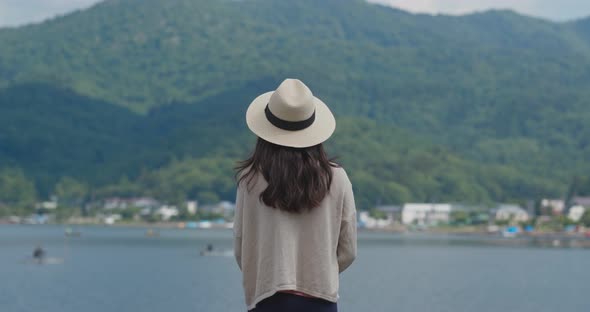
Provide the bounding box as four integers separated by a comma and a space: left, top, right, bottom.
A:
358, 211, 393, 229
401, 203, 453, 225
200, 201, 235, 218
541, 199, 565, 215
103, 214, 122, 225
186, 200, 198, 215
155, 205, 179, 221
103, 197, 160, 210
494, 204, 529, 222
568, 205, 586, 222
374, 205, 402, 223
35, 196, 58, 210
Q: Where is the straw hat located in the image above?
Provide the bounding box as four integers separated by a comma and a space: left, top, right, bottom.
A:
246, 79, 336, 148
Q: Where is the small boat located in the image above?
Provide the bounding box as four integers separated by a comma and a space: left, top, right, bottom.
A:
65, 228, 82, 237
200, 243, 232, 257
145, 229, 160, 237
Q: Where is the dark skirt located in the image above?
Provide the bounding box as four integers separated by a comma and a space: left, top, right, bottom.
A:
249, 292, 338, 312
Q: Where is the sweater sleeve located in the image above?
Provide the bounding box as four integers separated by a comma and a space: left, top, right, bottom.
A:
337, 181, 357, 273
233, 186, 243, 271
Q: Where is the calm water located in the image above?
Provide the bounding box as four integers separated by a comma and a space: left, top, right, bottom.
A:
0, 225, 588, 312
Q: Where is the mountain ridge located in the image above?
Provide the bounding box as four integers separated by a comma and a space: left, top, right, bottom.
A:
1, 0, 588, 208
0, 0, 589, 112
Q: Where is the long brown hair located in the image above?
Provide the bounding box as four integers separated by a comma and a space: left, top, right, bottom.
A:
236, 138, 337, 213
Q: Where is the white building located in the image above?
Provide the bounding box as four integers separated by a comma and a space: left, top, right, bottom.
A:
568, 205, 586, 222
103, 197, 160, 210
103, 214, 122, 225
541, 199, 565, 215
104, 198, 129, 210
495, 205, 529, 222
130, 197, 160, 209
186, 201, 198, 215
358, 211, 393, 229
36, 195, 58, 210
36, 201, 58, 210
401, 203, 453, 225
155, 205, 179, 221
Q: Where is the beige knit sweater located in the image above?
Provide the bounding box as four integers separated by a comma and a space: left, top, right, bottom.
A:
233, 166, 357, 310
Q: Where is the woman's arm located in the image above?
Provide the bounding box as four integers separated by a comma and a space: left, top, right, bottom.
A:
233, 186, 243, 270
337, 181, 357, 273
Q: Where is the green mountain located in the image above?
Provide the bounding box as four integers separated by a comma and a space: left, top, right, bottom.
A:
1, 0, 589, 210
0, 84, 143, 190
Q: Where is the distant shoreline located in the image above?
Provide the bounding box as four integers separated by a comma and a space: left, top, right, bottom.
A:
2, 221, 588, 237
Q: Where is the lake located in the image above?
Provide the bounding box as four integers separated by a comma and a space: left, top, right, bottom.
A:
0, 225, 588, 312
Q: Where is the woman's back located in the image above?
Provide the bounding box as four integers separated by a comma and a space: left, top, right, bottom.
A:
234, 166, 357, 310
234, 78, 357, 311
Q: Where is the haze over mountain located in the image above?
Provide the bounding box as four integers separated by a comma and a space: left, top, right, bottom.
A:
1, 0, 590, 209
368, 0, 590, 21
2, 0, 589, 28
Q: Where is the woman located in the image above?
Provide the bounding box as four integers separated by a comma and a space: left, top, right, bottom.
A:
234, 79, 357, 311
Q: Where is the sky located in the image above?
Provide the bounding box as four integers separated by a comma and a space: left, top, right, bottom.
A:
0, 0, 101, 27
1, 0, 590, 28
367, 0, 590, 21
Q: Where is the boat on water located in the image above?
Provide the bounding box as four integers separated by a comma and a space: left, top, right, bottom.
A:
199, 243, 232, 257
64, 228, 82, 237
145, 229, 160, 237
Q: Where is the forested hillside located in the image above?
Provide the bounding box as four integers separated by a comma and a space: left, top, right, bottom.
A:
1, 0, 589, 211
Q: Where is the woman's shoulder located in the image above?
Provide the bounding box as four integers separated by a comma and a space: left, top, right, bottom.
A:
236, 167, 265, 193
330, 164, 351, 187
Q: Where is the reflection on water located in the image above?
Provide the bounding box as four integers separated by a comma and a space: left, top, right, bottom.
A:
0, 225, 589, 312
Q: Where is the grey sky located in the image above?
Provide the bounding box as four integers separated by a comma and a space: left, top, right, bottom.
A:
0, 0, 101, 27
1, 0, 590, 28
368, 0, 590, 21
